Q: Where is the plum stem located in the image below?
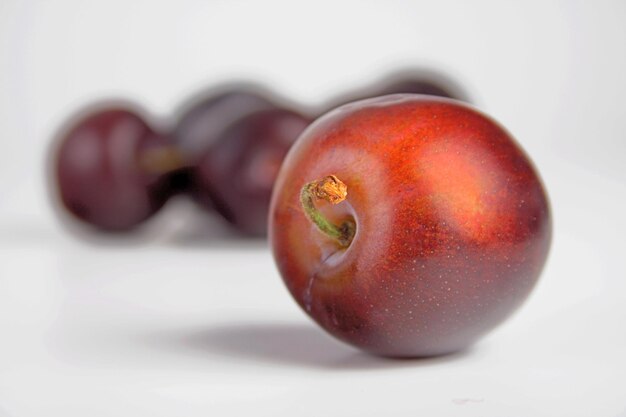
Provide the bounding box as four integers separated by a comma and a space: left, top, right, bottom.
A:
300, 175, 355, 247
138, 145, 187, 174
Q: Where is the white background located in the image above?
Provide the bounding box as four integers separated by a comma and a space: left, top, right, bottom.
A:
1, 1, 625, 416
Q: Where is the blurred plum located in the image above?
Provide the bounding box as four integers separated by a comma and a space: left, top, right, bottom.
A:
326, 68, 470, 112
173, 89, 277, 161
55, 108, 179, 231
193, 108, 312, 236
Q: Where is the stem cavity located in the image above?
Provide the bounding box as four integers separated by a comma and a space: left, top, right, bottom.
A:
300, 175, 355, 247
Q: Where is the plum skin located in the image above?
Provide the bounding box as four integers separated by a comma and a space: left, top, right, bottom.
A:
55, 109, 172, 231
194, 108, 311, 236
269, 95, 551, 357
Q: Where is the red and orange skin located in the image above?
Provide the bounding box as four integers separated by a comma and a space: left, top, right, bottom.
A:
269, 95, 551, 357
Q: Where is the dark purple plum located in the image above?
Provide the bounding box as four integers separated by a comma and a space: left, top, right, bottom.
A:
55, 108, 177, 231
173, 89, 277, 162
172, 89, 279, 199
193, 108, 312, 236
326, 71, 470, 113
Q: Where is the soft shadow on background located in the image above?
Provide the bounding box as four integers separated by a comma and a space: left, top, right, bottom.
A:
143, 321, 476, 371
47, 196, 269, 250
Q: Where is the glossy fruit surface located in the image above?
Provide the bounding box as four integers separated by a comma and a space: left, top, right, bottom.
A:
55, 108, 173, 231
269, 95, 551, 357
195, 108, 311, 236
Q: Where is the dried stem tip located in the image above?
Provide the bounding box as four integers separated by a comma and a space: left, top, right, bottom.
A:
312, 175, 348, 204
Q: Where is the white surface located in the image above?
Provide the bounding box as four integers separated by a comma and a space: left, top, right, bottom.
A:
1, 1, 626, 416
